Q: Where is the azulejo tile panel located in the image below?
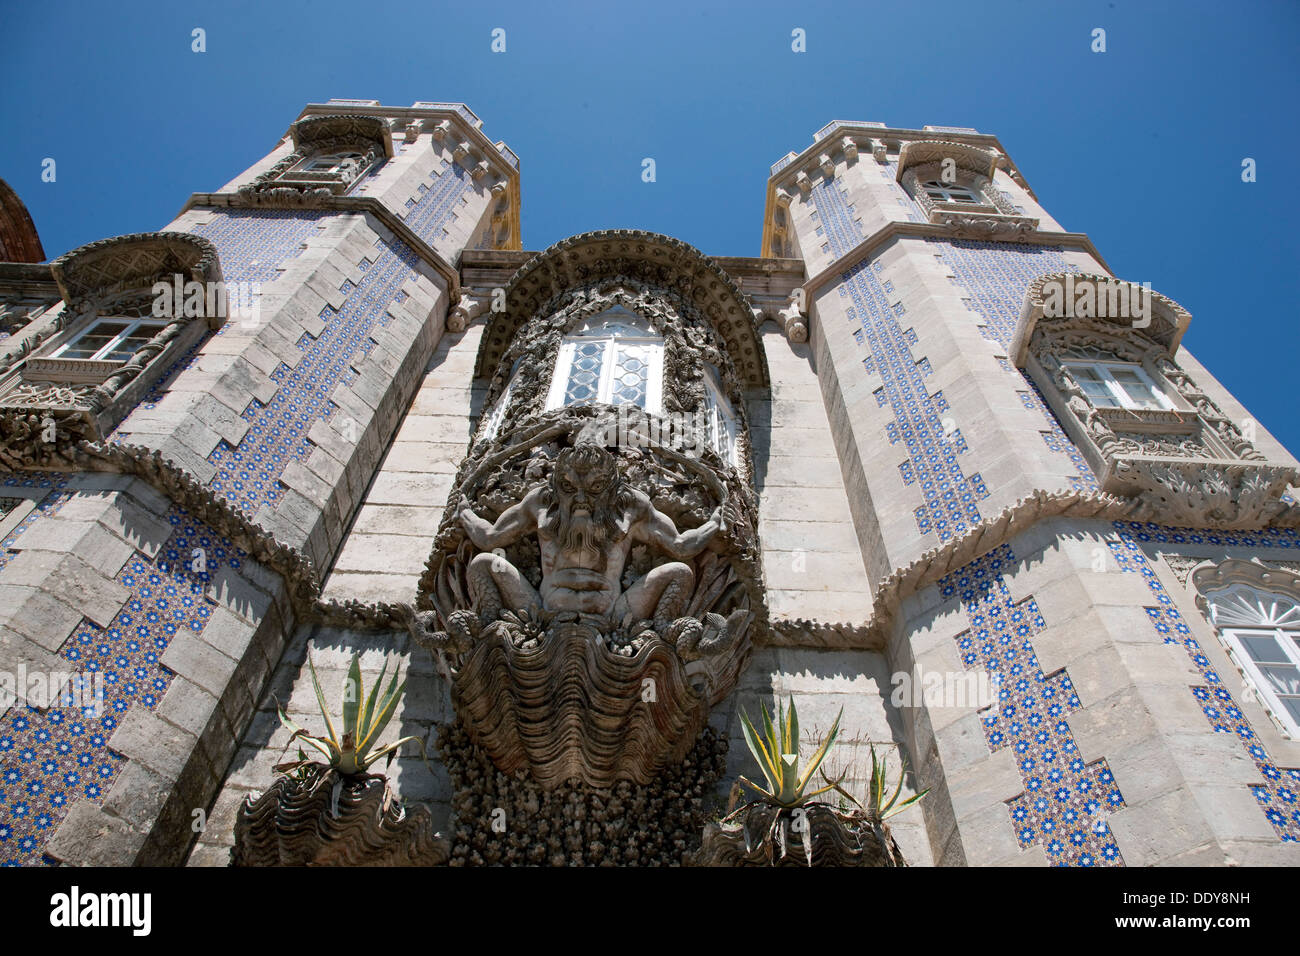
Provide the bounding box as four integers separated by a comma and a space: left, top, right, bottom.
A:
943, 544, 1126, 866
189, 167, 470, 516
0, 490, 241, 865
0, 475, 70, 575
812, 185, 1096, 544
929, 239, 1096, 493
1107, 522, 1300, 842
832, 251, 988, 543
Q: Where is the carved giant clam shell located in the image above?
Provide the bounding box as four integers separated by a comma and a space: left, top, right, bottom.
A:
451, 620, 748, 790
691, 804, 906, 867
231, 765, 448, 867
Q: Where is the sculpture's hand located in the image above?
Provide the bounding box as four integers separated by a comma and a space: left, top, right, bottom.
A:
457, 494, 478, 525
710, 504, 728, 537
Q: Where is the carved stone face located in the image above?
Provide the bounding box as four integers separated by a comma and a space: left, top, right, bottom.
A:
547, 446, 623, 560
552, 446, 618, 515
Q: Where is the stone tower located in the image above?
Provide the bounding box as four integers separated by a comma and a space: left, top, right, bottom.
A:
0, 105, 1296, 868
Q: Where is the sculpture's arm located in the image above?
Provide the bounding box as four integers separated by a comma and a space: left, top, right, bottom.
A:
459, 486, 541, 550
635, 495, 723, 559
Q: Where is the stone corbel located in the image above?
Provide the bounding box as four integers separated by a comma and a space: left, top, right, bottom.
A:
794, 171, 812, 197
404, 120, 423, 143
453, 142, 472, 165
448, 290, 491, 332
778, 292, 808, 344
431, 120, 451, 141
871, 139, 888, 163
471, 160, 491, 181
841, 136, 859, 161
819, 153, 835, 178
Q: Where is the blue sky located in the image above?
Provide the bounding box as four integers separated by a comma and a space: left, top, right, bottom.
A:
2, 0, 1297, 449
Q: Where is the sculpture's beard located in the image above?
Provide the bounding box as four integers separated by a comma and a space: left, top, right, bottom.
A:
551, 496, 620, 568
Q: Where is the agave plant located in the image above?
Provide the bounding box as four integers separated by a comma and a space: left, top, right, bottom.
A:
735, 696, 854, 808
866, 741, 928, 820
716, 696, 930, 866
277, 649, 425, 778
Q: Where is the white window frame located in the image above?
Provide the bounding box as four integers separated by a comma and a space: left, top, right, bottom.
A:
1220, 626, 1300, 739
1063, 360, 1174, 412
545, 311, 664, 414
702, 367, 738, 465
298, 152, 365, 173
1206, 583, 1300, 739
920, 180, 983, 204
52, 316, 168, 362
481, 368, 520, 443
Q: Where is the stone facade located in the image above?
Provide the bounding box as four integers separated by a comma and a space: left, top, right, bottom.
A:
0, 105, 1295, 867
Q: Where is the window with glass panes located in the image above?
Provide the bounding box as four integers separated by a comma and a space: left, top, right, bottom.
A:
53, 317, 167, 363
1064, 361, 1173, 411
920, 180, 983, 204
1207, 584, 1300, 738
702, 368, 737, 464
547, 308, 663, 413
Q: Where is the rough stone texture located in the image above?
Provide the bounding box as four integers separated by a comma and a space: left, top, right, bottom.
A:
439, 720, 728, 866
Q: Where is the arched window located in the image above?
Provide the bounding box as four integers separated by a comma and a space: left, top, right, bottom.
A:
1204, 582, 1300, 738
919, 180, 983, 204
546, 307, 664, 413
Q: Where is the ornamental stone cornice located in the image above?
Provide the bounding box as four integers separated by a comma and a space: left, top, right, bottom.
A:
895, 140, 999, 181
761, 121, 1038, 257
1012, 271, 1191, 365
473, 230, 770, 389
73, 431, 1295, 652
799, 220, 1112, 301
289, 113, 394, 160
50, 231, 222, 319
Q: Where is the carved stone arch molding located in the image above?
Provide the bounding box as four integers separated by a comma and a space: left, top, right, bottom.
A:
1192, 558, 1300, 625
1013, 272, 1296, 528
474, 229, 770, 389
896, 140, 1040, 240
0, 231, 224, 470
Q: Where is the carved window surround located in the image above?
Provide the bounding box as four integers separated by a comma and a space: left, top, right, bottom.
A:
0, 231, 224, 471
239, 114, 393, 201
1013, 273, 1296, 528
897, 141, 1040, 240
